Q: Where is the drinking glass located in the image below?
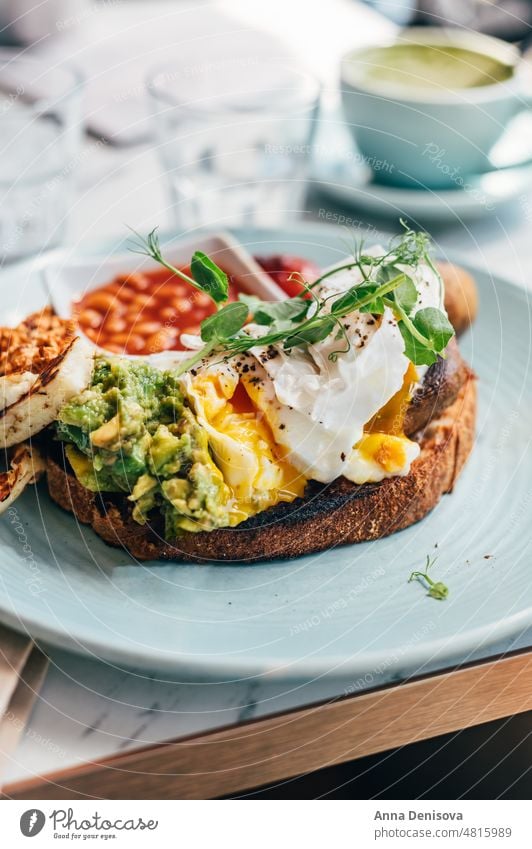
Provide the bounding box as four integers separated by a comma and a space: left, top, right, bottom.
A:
147, 59, 320, 231
0, 51, 83, 262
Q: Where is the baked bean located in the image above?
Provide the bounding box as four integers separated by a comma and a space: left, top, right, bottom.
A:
189, 308, 212, 323
102, 342, 124, 353
134, 320, 162, 335
130, 292, 152, 308
145, 328, 177, 352
104, 316, 127, 334
107, 332, 138, 346
172, 299, 193, 314
79, 308, 103, 329
160, 306, 177, 321
195, 292, 212, 308
106, 282, 135, 303
124, 273, 150, 292
164, 282, 188, 298
123, 307, 143, 322
83, 291, 117, 312
123, 334, 146, 353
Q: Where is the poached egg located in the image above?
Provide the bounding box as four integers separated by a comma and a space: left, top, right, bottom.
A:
242, 250, 443, 484
177, 249, 445, 519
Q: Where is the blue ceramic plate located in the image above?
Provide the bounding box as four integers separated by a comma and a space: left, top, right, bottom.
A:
1, 223, 531, 681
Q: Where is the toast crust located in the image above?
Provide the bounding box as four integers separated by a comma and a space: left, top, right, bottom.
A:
438, 261, 479, 337
45, 372, 476, 564
404, 337, 466, 436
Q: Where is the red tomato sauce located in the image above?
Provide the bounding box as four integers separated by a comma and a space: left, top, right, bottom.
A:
76, 267, 239, 356
76, 255, 321, 356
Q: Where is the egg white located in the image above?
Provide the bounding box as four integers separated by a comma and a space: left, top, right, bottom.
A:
243, 251, 442, 484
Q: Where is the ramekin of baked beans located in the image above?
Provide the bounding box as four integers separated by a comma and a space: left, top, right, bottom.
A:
76, 266, 238, 356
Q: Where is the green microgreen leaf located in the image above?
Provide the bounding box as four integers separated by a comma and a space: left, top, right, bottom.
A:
331, 285, 377, 316
200, 301, 248, 343
398, 321, 438, 366
239, 294, 310, 327
393, 275, 418, 316
356, 284, 386, 315
359, 297, 385, 315
190, 251, 229, 305
412, 307, 455, 353
408, 555, 449, 601
128, 227, 229, 308
331, 283, 385, 316
284, 316, 336, 348
375, 264, 398, 285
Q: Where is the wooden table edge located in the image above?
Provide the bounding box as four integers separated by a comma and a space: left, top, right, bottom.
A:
3, 647, 532, 800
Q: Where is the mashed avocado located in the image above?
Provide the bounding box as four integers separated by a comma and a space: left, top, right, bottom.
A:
56, 357, 235, 536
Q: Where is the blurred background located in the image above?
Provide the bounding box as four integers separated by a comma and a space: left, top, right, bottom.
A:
1, 0, 532, 263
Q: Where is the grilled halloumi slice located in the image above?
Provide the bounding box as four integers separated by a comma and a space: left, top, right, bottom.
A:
0, 442, 45, 515
0, 308, 94, 449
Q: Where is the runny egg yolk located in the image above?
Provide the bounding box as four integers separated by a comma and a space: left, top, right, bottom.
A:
186, 369, 307, 523
365, 361, 418, 436
355, 432, 410, 474
356, 362, 419, 475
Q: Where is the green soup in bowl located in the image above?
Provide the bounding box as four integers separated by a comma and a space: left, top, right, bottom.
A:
340, 28, 529, 188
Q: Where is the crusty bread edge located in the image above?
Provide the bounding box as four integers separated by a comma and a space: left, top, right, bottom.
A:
45, 373, 477, 564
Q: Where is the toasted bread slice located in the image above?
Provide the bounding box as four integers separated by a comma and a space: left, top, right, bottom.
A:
45, 369, 476, 563
404, 337, 467, 436
438, 260, 478, 337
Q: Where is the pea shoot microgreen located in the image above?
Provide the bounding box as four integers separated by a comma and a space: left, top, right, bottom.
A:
199, 301, 249, 342
128, 227, 228, 306
128, 222, 454, 377
409, 555, 449, 601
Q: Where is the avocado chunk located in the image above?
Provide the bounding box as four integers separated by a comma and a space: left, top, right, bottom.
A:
57, 356, 234, 536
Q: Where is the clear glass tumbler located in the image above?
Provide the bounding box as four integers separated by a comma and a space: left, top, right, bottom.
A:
0, 51, 83, 262
147, 60, 320, 231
